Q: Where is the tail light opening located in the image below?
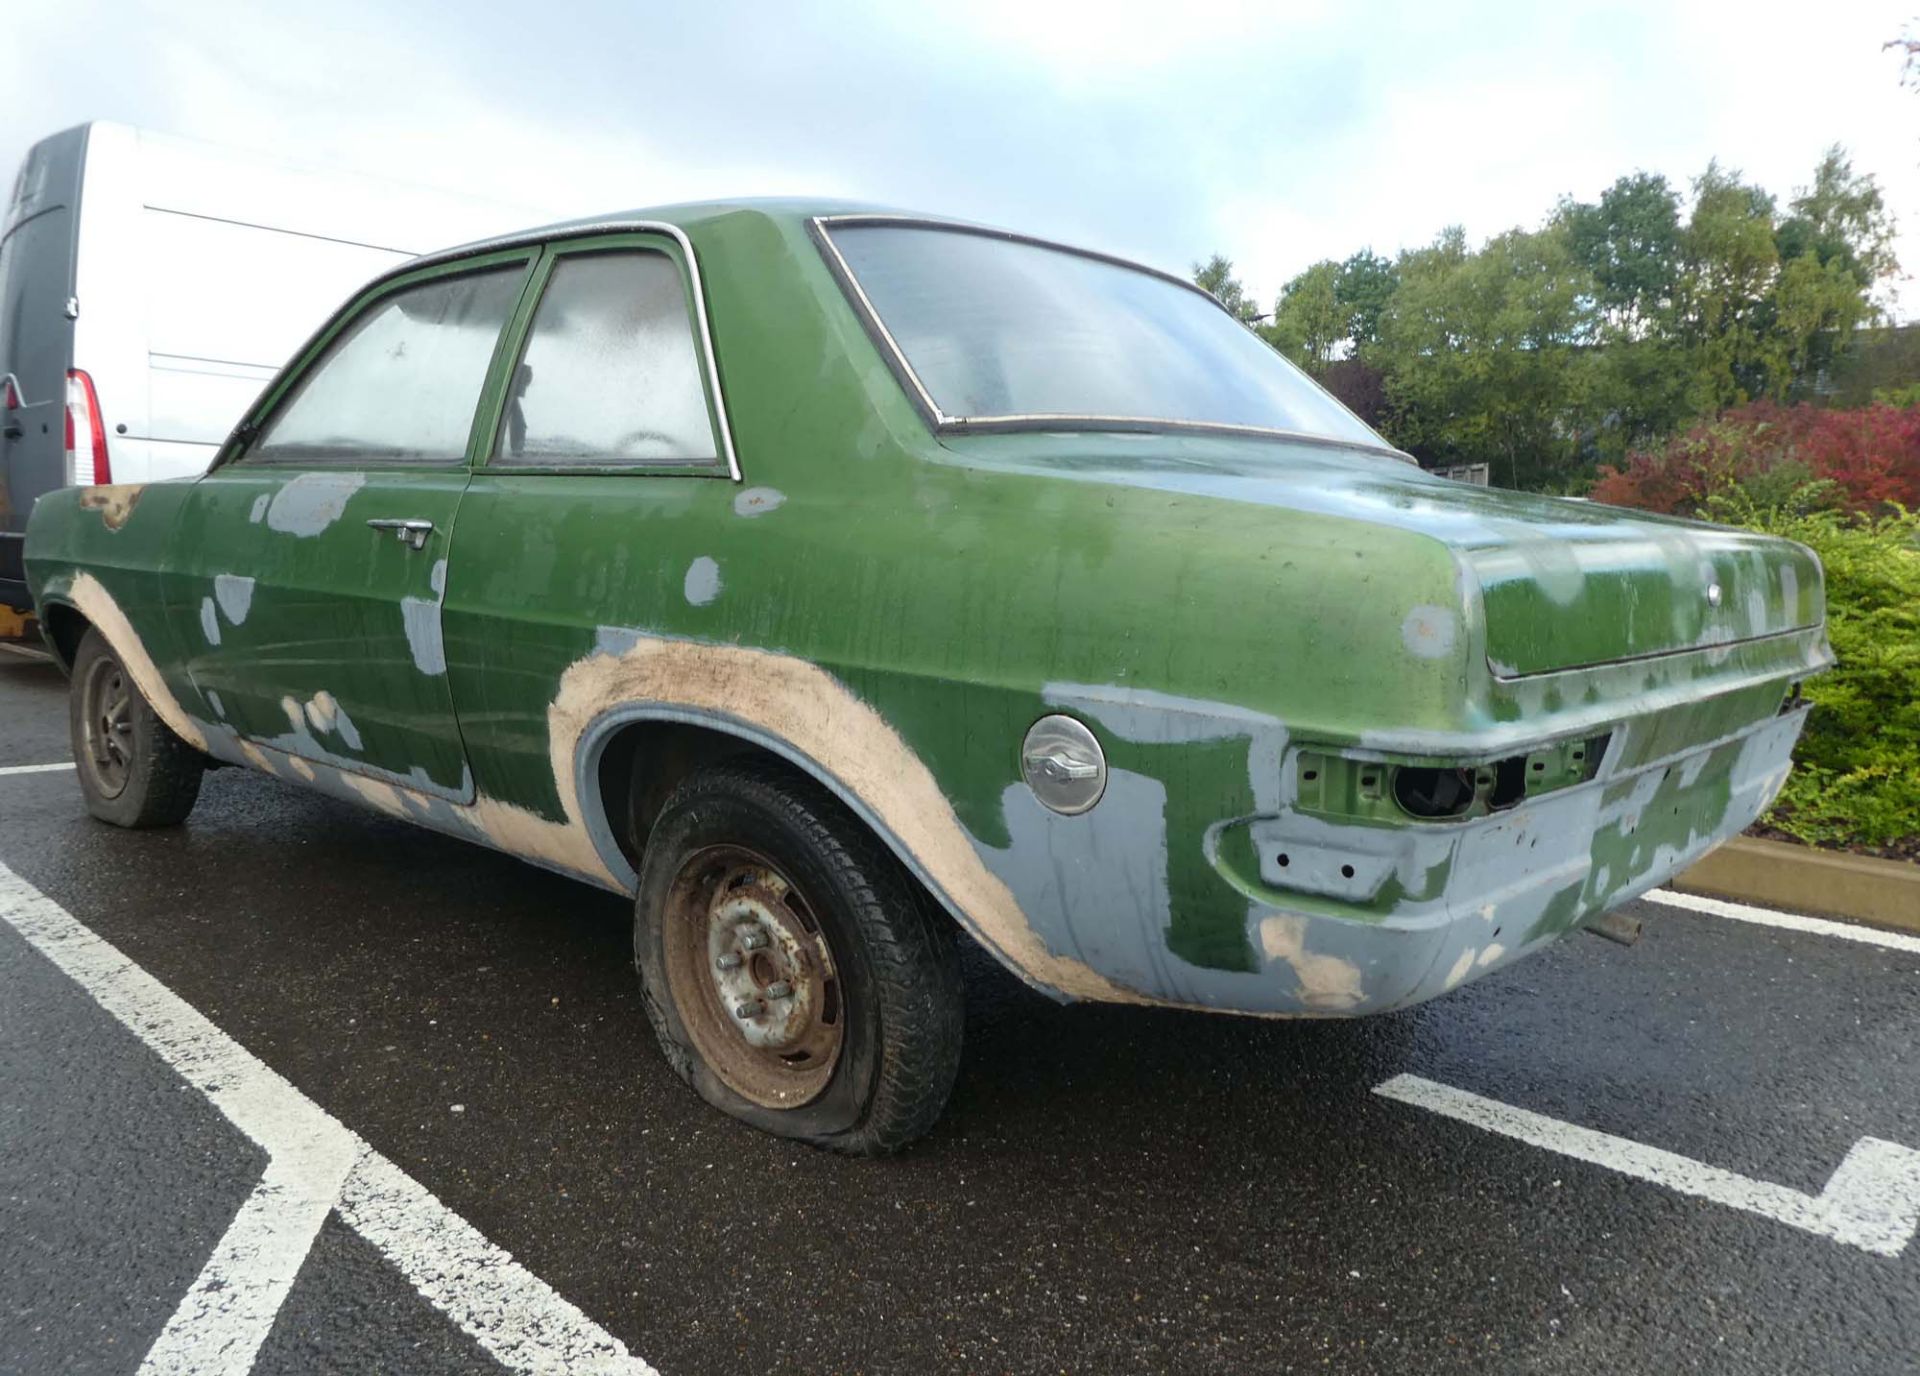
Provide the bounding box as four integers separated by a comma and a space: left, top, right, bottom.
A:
64, 369, 111, 486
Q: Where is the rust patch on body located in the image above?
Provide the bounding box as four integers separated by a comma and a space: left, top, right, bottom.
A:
78, 484, 147, 530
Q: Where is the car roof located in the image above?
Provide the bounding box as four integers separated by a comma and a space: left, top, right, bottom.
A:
405, 198, 908, 271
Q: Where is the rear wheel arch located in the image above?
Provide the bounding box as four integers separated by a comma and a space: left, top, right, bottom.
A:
581, 710, 976, 945
39, 599, 92, 673
67, 624, 204, 827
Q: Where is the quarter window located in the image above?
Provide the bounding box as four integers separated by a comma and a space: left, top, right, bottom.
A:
495, 251, 717, 467
251, 266, 525, 465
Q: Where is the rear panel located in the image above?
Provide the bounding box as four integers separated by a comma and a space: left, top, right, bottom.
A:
0, 126, 86, 608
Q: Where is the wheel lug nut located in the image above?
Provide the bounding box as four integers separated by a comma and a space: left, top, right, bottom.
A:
716, 953, 743, 970
739, 927, 769, 951
733, 999, 764, 1020
765, 980, 794, 999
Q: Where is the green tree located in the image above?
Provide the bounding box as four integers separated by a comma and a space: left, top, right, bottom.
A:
1374, 223, 1600, 487
1775, 146, 1898, 288
1198, 146, 1898, 490
1662, 154, 1894, 409
1336, 250, 1398, 351
1560, 172, 1691, 460
1192, 254, 1258, 323
1771, 147, 1897, 386
1773, 250, 1879, 384
1265, 260, 1344, 374
1670, 161, 1783, 412
1560, 171, 1682, 335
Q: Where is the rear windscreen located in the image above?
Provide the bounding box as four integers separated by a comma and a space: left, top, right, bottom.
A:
825, 222, 1387, 451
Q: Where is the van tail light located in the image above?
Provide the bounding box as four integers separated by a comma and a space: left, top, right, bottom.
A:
64, 369, 111, 485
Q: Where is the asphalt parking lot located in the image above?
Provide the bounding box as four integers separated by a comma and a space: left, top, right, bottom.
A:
3, 644, 1919, 1375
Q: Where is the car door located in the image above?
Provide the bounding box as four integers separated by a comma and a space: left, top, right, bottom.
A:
161, 249, 536, 798
442, 233, 736, 822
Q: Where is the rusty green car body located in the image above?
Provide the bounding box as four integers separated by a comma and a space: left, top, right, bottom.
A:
26, 201, 1829, 1024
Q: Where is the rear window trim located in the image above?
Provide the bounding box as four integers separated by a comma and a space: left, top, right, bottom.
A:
810, 213, 1413, 464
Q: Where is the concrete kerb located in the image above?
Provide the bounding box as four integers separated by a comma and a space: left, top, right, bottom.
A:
1675, 834, 1920, 936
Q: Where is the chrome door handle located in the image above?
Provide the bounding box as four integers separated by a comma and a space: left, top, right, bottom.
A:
366, 517, 434, 551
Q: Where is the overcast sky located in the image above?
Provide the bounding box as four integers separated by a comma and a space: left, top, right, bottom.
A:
6, 0, 1915, 316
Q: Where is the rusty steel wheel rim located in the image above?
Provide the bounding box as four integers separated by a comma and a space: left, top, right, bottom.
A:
660, 844, 844, 1109
79, 654, 134, 800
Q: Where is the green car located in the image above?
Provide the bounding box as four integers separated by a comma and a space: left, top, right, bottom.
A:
25, 203, 1829, 1152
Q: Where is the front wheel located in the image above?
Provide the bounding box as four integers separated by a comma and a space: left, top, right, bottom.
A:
633, 758, 964, 1155
68, 626, 204, 828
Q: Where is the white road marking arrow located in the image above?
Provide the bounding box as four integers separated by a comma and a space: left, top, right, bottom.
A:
1375, 1073, 1920, 1258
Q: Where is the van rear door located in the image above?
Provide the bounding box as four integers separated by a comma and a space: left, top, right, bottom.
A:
0, 126, 86, 611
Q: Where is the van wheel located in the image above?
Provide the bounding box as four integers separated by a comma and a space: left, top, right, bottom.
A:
68, 627, 204, 828
634, 758, 963, 1155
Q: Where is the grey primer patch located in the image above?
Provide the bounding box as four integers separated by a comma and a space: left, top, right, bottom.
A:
400, 557, 449, 675
595, 625, 645, 658
1044, 682, 1289, 813
732, 486, 786, 518
265, 471, 366, 536
248, 493, 270, 523
684, 556, 722, 607
976, 770, 1191, 1002
198, 597, 221, 646
213, 574, 255, 625
973, 770, 1373, 1014
332, 704, 364, 752
1401, 604, 1458, 660
239, 716, 472, 808
401, 598, 446, 675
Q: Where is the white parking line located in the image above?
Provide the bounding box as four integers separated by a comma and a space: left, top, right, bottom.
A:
0, 642, 50, 661
1375, 1074, 1920, 1257
0, 860, 655, 1376
0, 761, 73, 777
140, 1145, 353, 1376
1645, 887, 1920, 956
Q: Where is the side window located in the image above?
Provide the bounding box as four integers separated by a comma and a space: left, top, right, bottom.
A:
495, 251, 718, 467
250, 266, 525, 466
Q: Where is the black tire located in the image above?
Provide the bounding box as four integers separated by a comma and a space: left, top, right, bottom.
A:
634, 757, 964, 1155
68, 626, 204, 828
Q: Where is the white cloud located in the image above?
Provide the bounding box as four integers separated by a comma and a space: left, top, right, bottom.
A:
5, 0, 1915, 320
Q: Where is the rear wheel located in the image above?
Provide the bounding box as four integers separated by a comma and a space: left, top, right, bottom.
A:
68, 627, 204, 828
634, 758, 963, 1154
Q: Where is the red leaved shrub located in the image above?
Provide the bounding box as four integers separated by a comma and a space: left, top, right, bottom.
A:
1590, 402, 1920, 515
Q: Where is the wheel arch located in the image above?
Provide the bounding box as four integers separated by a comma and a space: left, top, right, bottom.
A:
577, 705, 991, 959
36, 597, 91, 673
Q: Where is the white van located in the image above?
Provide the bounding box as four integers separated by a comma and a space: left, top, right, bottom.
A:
0, 121, 549, 613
